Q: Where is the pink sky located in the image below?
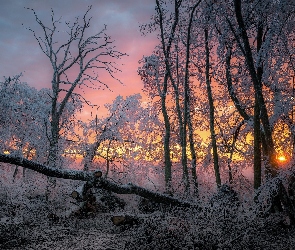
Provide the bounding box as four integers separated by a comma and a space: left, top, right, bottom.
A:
0, 0, 158, 117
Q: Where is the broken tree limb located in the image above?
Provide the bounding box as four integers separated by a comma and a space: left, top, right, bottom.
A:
0, 153, 198, 209
71, 181, 94, 201
71, 189, 83, 201
0, 153, 102, 182
95, 179, 196, 208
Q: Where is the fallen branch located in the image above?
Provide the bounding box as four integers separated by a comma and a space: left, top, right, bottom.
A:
71, 182, 95, 202
0, 153, 102, 181
0, 153, 198, 209
96, 179, 195, 208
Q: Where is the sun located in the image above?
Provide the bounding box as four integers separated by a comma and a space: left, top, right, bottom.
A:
277, 155, 287, 163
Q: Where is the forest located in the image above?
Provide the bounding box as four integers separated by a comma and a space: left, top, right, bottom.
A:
1, 0, 295, 249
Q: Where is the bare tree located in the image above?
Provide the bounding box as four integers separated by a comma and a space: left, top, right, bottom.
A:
27, 6, 125, 168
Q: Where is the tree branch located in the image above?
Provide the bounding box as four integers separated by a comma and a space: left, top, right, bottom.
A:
0, 153, 198, 209
0, 153, 100, 181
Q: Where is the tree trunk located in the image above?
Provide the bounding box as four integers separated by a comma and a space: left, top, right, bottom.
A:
205, 28, 221, 187
225, 48, 250, 122
253, 97, 262, 189
227, 122, 244, 183
156, 0, 182, 194
0, 153, 102, 181
84, 139, 105, 172
224, 29, 262, 189
46, 108, 60, 196
233, 0, 277, 176
185, 2, 201, 197
181, 0, 201, 195
171, 61, 188, 193
48, 139, 59, 168
253, 22, 264, 189
161, 75, 173, 194
188, 114, 199, 197
48, 78, 60, 168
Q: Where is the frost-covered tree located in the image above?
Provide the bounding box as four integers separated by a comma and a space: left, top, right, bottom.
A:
82, 94, 147, 172
27, 6, 125, 168
0, 75, 51, 160
0, 75, 82, 179
140, 0, 203, 195
212, 0, 295, 183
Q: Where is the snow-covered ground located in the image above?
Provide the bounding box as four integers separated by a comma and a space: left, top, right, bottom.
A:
1, 168, 295, 249
1, 192, 295, 250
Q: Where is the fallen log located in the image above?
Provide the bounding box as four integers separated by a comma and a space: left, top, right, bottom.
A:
71, 182, 94, 202
71, 189, 83, 201
139, 197, 162, 213
0, 153, 198, 209
0, 153, 102, 182
95, 179, 195, 208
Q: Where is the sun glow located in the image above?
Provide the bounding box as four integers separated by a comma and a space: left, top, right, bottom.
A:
277, 155, 287, 163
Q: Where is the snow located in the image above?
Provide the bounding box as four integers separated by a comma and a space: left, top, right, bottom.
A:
1, 172, 295, 249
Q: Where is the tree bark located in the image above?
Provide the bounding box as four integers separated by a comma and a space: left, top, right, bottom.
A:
161, 74, 173, 193
253, 22, 264, 189
253, 97, 262, 189
225, 49, 250, 122
188, 114, 199, 197
205, 28, 221, 187
170, 40, 186, 192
